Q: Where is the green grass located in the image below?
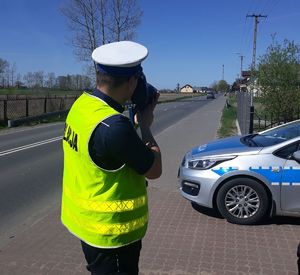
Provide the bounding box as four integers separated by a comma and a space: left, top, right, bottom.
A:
217, 96, 238, 138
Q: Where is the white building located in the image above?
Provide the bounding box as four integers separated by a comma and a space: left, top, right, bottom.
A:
180, 84, 193, 93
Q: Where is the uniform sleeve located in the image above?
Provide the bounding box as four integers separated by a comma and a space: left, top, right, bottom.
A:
106, 115, 155, 175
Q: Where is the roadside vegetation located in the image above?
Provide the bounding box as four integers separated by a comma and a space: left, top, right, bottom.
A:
217, 95, 238, 138
257, 39, 300, 122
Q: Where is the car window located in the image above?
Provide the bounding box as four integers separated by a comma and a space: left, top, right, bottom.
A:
250, 121, 300, 147
261, 121, 300, 140
274, 142, 300, 159
251, 135, 286, 147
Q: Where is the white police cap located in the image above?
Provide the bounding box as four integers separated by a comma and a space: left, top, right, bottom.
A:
92, 41, 148, 68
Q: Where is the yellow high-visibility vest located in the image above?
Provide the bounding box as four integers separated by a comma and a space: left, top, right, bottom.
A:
61, 92, 148, 248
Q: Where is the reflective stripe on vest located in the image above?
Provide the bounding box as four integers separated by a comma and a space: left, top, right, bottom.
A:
63, 206, 148, 235
63, 186, 147, 213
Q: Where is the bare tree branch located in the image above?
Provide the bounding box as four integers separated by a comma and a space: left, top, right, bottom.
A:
61, 0, 142, 77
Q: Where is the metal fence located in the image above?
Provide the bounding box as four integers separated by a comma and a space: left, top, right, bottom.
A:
254, 110, 300, 131
237, 91, 300, 134
0, 95, 79, 124
237, 91, 251, 135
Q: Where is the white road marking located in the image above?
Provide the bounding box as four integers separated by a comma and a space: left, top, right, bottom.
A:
0, 136, 63, 157
0, 122, 64, 136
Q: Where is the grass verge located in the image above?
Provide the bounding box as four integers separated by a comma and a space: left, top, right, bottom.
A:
217, 96, 238, 138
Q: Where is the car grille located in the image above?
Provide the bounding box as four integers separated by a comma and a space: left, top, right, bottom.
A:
182, 181, 200, 196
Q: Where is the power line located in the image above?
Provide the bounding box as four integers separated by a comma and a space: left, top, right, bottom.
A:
261, 0, 280, 17
259, 0, 280, 38
260, 0, 273, 15
240, 16, 251, 55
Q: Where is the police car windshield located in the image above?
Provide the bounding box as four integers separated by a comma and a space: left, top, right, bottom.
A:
250, 121, 300, 147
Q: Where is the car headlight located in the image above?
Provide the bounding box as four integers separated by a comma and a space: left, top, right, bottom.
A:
187, 156, 236, 170
181, 155, 186, 166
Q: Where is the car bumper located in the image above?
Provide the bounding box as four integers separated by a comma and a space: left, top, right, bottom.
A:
178, 166, 220, 208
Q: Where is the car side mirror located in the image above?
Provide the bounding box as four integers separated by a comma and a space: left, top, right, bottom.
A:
292, 150, 300, 163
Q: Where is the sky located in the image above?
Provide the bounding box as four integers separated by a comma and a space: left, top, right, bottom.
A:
1, 0, 300, 89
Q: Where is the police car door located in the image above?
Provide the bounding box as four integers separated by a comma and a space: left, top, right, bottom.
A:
279, 141, 300, 212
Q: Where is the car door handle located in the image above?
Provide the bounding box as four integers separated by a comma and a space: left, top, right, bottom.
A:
272, 167, 281, 173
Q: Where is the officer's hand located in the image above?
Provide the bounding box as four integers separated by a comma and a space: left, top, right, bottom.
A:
136, 105, 153, 129
135, 92, 159, 129
151, 91, 160, 110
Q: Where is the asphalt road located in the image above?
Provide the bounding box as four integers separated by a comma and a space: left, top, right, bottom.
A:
0, 95, 212, 248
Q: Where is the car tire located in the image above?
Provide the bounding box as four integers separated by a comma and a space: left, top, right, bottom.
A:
216, 178, 269, 225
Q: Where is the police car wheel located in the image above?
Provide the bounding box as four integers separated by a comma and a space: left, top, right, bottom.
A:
216, 178, 269, 225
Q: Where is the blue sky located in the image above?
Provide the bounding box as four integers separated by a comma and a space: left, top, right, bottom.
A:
1, 0, 299, 89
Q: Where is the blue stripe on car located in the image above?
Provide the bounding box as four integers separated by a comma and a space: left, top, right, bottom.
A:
212, 167, 238, 176
212, 166, 300, 186
249, 166, 281, 183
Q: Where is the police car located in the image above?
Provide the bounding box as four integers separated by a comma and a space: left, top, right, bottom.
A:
179, 120, 300, 225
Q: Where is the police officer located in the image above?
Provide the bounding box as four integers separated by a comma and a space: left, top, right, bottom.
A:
61, 41, 162, 275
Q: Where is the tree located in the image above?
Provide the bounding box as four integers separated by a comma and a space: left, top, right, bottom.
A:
61, 0, 142, 76
231, 80, 240, 92
4, 64, 10, 88
108, 0, 142, 42
10, 62, 17, 87
24, 72, 35, 88
0, 59, 9, 78
217, 80, 230, 92
258, 39, 300, 121
210, 80, 229, 92
61, 0, 100, 72
210, 81, 218, 91
15, 73, 23, 88
57, 75, 68, 90
0, 58, 9, 87
33, 71, 44, 88
46, 72, 56, 89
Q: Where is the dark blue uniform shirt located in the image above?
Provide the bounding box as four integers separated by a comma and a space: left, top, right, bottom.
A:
88, 89, 154, 174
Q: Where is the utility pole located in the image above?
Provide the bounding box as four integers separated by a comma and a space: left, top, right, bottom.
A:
222, 64, 224, 80
239, 55, 244, 79
247, 14, 267, 70
235, 53, 245, 78
246, 14, 267, 134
